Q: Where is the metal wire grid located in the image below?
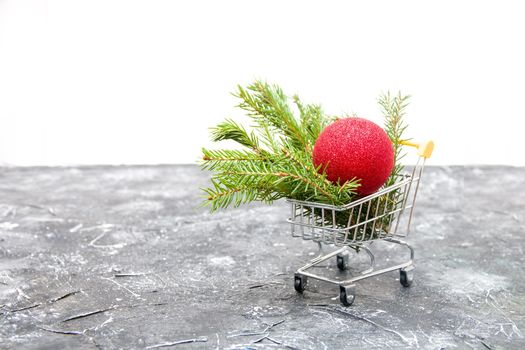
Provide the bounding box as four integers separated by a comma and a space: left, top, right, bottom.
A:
287, 157, 425, 247
288, 141, 433, 306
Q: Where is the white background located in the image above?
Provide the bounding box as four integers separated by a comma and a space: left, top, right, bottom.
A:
1, 0, 524, 166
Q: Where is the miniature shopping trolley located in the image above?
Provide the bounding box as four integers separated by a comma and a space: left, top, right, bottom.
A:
288, 140, 434, 306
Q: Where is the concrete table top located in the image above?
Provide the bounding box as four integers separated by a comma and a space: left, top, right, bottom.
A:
0, 165, 524, 349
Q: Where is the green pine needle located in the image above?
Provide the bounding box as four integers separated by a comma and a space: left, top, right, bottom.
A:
200, 81, 410, 218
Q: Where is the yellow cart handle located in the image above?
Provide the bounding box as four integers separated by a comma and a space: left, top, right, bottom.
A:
400, 140, 434, 158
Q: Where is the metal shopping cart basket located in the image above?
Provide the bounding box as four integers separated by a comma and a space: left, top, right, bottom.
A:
288, 140, 434, 306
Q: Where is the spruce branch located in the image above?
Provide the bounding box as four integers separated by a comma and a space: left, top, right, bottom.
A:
209, 118, 265, 154
202, 180, 267, 211
292, 95, 331, 148
234, 82, 311, 152
200, 80, 360, 211
200, 149, 265, 171
200, 82, 409, 227
379, 91, 411, 187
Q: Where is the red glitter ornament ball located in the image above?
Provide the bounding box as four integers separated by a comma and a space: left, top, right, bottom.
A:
313, 117, 394, 196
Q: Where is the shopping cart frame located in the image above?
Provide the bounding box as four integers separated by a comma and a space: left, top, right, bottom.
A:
287, 140, 434, 306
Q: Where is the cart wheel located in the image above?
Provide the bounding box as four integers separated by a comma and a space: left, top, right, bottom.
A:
336, 253, 349, 271
400, 266, 414, 287
294, 273, 307, 293
339, 285, 356, 306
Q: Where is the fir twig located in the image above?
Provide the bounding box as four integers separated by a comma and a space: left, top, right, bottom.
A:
379, 91, 410, 187
200, 81, 409, 234
201, 80, 360, 211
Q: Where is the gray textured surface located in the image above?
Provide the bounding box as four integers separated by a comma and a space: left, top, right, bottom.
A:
0, 165, 524, 349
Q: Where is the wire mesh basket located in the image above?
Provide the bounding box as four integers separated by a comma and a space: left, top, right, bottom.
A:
288, 140, 434, 306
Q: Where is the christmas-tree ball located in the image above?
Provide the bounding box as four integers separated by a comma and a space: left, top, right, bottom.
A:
312, 117, 394, 196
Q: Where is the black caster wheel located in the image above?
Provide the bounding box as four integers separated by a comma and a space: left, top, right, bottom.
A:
339, 285, 356, 306
400, 266, 414, 287
294, 273, 307, 293
336, 253, 349, 271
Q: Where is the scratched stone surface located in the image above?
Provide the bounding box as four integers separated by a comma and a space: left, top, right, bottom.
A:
0, 165, 524, 349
